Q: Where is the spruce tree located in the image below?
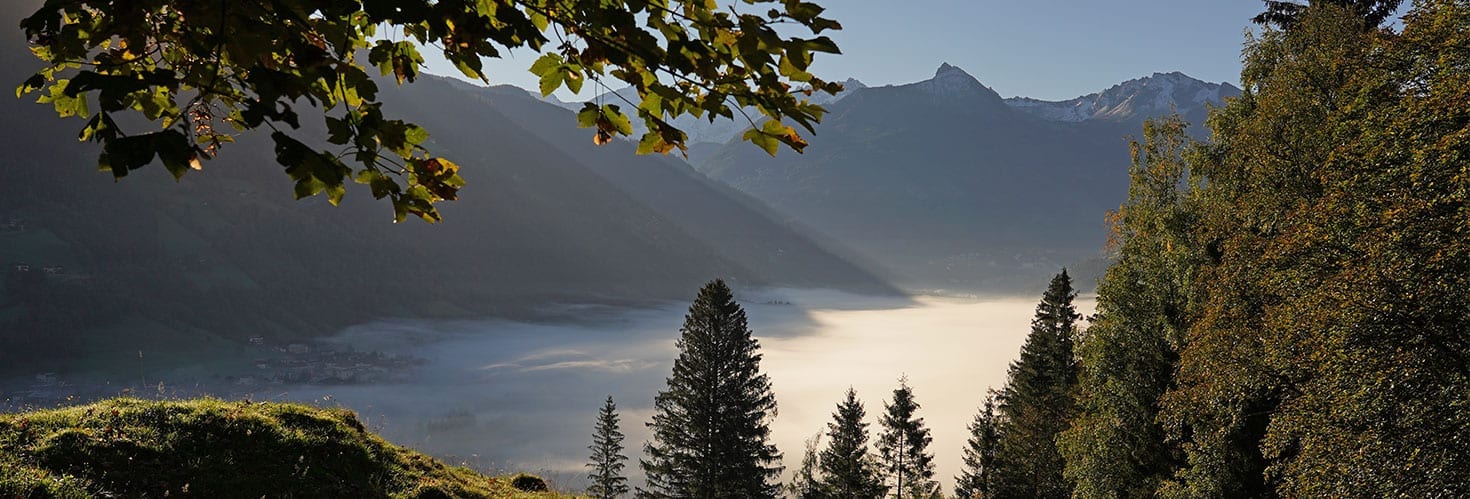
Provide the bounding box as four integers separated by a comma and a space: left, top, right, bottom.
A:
587, 395, 629, 499
819, 388, 886, 498
993, 270, 1079, 499
876, 378, 937, 498
955, 393, 1001, 499
638, 279, 782, 498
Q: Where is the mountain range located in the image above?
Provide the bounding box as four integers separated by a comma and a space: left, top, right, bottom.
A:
1004, 70, 1239, 126
0, 1, 1240, 372
693, 63, 1239, 292
0, 13, 896, 372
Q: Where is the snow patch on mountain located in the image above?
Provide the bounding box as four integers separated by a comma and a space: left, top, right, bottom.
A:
1005, 72, 1240, 123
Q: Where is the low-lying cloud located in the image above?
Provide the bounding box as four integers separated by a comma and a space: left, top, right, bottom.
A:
265, 288, 1094, 492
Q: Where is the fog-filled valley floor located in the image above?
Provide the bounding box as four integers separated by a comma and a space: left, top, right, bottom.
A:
1, 288, 1093, 492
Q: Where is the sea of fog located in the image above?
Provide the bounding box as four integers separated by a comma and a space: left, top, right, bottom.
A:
265, 288, 1095, 491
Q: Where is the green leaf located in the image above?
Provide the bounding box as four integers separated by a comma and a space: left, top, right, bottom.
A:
404, 124, 429, 146
294, 176, 327, 199
802, 36, 841, 54
390, 41, 424, 84
563, 68, 584, 94
639, 92, 664, 117
637, 131, 672, 155
326, 182, 346, 206
538, 69, 565, 97
577, 104, 599, 128
604, 104, 633, 135
40, 80, 88, 118
743, 127, 778, 156
529, 53, 562, 76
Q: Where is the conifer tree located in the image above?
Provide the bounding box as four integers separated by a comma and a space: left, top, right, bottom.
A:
638, 279, 782, 498
876, 378, 937, 498
819, 388, 886, 498
955, 393, 1001, 499
587, 395, 629, 499
993, 270, 1079, 499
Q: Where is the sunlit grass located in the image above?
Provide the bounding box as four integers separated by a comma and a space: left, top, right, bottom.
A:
0, 397, 573, 498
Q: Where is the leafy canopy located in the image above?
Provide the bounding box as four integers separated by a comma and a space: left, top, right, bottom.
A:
18, 0, 843, 222
1252, 0, 1404, 29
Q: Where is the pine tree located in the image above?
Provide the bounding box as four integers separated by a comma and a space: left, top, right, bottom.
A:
638, 279, 782, 498
587, 395, 629, 499
876, 377, 937, 498
993, 270, 1079, 499
819, 388, 886, 498
955, 393, 1001, 499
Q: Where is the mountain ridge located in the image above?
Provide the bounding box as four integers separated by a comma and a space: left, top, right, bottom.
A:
1004, 71, 1241, 123
692, 63, 1237, 292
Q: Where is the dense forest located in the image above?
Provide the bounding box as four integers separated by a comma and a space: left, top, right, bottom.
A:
592, 2, 1470, 497
1061, 1, 1466, 496
1064, 2, 1468, 495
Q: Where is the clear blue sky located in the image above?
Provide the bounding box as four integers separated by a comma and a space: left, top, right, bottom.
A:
427, 2, 1272, 101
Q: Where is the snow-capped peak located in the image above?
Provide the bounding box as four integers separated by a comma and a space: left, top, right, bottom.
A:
1005, 72, 1241, 123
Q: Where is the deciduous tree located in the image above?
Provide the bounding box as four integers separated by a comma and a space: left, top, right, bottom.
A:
1058, 115, 1197, 498
786, 432, 824, 499
17, 0, 843, 222
1159, 3, 1470, 495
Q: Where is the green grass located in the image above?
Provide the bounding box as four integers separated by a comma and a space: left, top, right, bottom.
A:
0, 398, 573, 498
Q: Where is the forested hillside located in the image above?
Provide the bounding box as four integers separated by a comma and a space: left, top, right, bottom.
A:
1048, 2, 1470, 495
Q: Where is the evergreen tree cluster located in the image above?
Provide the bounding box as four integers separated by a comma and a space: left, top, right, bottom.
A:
589, 275, 1078, 498
585, 279, 950, 499
945, 270, 1081, 499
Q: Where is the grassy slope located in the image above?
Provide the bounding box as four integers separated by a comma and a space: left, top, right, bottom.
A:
0, 398, 570, 498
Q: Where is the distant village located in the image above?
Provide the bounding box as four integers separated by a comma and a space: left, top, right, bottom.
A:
230, 336, 424, 387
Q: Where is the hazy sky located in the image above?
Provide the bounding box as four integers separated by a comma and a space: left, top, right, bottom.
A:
428, 2, 1269, 101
